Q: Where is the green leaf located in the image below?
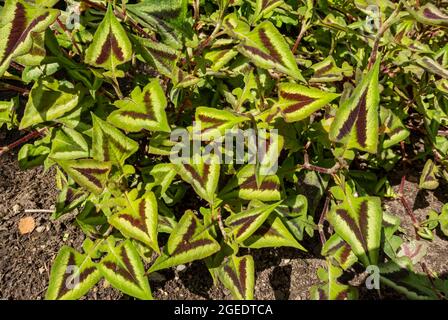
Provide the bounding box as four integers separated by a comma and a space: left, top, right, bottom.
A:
195, 107, 249, 140
147, 163, 177, 196
173, 154, 220, 203
56, 158, 112, 195
220, 165, 281, 201
419, 159, 439, 190
310, 56, 353, 83
329, 58, 381, 153
108, 80, 170, 133
49, 127, 89, 160
46, 246, 101, 300
133, 35, 179, 78
242, 213, 307, 250
321, 234, 358, 270
99, 240, 153, 300
92, 114, 139, 166
109, 190, 159, 253
228, 19, 304, 81
328, 194, 383, 266
84, 4, 133, 71
19, 79, 82, 129
218, 255, 255, 300
407, 3, 448, 27
225, 201, 281, 242
310, 261, 358, 300
269, 83, 340, 123
0, 0, 59, 77
149, 210, 221, 272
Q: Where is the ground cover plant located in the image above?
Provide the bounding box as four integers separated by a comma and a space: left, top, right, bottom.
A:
0, 0, 448, 300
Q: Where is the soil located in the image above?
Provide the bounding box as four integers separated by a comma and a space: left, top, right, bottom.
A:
1, 129, 448, 300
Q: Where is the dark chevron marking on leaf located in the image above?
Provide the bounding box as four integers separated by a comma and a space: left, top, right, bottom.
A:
71, 167, 109, 189
56, 252, 76, 299
339, 244, 352, 265
121, 91, 156, 121
96, 32, 124, 64
197, 113, 226, 131
240, 175, 279, 191
229, 215, 259, 238
103, 247, 139, 286
183, 163, 210, 186
172, 238, 214, 255
258, 28, 282, 64
314, 62, 334, 77
171, 217, 214, 255
358, 201, 369, 249
146, 46, 177, 70
4, 2, 26, 62
223, 259, 247, 298
336, 90, 368, 145
335, 207, 368, 252
423, 8, 447, 20
280, 92, 316, 114
355, 91, 368, 147
241, 45, 278, 64
55, 253, 96, 299
252, 224, 281, 237
2, 1, 52, 65
318, 288, 327, 299
120, 200, 148, 233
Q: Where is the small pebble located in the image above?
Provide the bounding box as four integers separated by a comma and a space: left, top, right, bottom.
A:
12, 204, 21, 214
176, 264, 186, 272
35, 226, 45, 233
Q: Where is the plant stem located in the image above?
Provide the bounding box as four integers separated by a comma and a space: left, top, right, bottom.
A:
318, 196, 330, 246
0, 128, 48, 157
0, 83, 29, 95
398, 175, 420, 237
56, 18, 82, 56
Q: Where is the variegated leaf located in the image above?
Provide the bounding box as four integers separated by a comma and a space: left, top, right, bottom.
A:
204, 47, 239, 72
417, 56, 448, 78
225, 201, 281, 242
419, 159, 439, 190
269, 83, 340, 123
380, 107, 410, 149
0, 98, 17, 129
253, 0, 284, 23
92, 114, 139, 166
49, 127, 89, 160
218, 255, 255, 300
99, 240, 153, 300
149, 210, 220, 272
329, 58, 381, 153
195, 107, 249, 140
321, 234, 358, 270
328, 195, 382, 266
147, 163, 177, 196
407, 3, 448, 26
172, 154, 220, 203
109, 190, 159, 253
242, 213, 307, 250
84, 4, 132, 71
219, 165, 281, 201
127, 0, 187, 49
133, 35, 179, 78
19, 79, 82, 129
56, 158, 112, 195
310, 261, 358, 300
46, 246, 101, 300
0, 0, 59, 77
229, 19, 304, 80
54, 185, 88, 219
108, 80, 170, 133
310, 56, 353, 83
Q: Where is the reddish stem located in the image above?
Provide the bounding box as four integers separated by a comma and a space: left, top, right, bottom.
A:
0, 128, 48, 157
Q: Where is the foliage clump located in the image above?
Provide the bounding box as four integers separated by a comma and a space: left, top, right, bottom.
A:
0, 0, 448, 300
